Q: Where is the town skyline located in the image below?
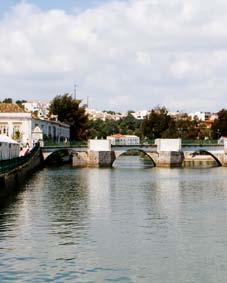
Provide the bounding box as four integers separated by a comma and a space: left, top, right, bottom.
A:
0, 97, 223, 116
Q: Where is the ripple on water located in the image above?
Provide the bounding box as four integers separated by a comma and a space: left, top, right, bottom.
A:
1, 164, 227, 282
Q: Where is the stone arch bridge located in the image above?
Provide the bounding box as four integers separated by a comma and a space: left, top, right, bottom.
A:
41, 144, 227, 167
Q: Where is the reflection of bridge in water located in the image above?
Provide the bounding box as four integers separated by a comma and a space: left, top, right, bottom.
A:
42, 143, 227, 167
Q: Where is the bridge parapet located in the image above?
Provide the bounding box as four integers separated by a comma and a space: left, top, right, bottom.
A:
156, 138, 181, 151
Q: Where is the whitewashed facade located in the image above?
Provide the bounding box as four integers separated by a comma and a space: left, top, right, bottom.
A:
131, 110, 150, 120
107, 134, 140, 145
0, 112, 70, 146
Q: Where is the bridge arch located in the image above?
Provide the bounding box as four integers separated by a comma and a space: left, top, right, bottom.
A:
190, 150, 222, 167
113, 148, 157, 167
43, 148, 75, 164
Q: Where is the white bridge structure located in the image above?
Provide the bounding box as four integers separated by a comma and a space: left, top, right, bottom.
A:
41, 139, 227, 168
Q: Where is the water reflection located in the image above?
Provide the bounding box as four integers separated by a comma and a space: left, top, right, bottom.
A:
113, 155, 154, 168
1, 163, 227, 281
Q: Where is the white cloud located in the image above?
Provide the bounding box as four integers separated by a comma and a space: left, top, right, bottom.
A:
0, 0, 227, 111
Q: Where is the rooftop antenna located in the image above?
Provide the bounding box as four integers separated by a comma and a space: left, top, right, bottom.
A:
87, 96, 89, 108
73, 84, 78, 100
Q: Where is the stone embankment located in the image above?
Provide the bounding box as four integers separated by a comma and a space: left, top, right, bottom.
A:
0, 146, 43, 199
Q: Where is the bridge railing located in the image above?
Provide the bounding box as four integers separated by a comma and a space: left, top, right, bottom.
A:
43, 140, 87, 147
0, 144, 40, 174
181, 139, 218, 146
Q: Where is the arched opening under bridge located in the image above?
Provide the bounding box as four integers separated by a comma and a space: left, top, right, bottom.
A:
44, 149, 73, 165
113, 149, 156, 169
187, 150, 222, 168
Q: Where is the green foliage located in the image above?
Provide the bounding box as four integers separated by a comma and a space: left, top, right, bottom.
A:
49, 94, 90, 140
211, 109, 227, 138
16, 99, 27, 105
141, 107, 205, 140
15, 100, 27, 110
141, 107, 172, 139
2, 98, 13, 103
89, 119, 119, 138
118, 113, 141, 135
48, 99, 225, 142
12, 130, 21, 141
89, 114, 142, 139
174, 119, 199, 139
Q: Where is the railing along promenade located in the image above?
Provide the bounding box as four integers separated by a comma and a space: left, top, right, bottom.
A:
0, 144, 40, 174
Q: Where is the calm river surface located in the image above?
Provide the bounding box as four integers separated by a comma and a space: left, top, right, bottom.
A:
1, 157, 227, 282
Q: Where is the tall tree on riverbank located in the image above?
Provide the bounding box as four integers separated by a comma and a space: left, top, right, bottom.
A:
211, 109, 227, 138
49, 94, 90, 140
141, 106, 173, 139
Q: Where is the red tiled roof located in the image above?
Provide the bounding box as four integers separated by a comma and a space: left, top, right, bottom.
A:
110, 134, 125, 138
0, 103, 25, 113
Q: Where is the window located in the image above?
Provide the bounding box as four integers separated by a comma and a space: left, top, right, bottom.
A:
0, 123, 8, 135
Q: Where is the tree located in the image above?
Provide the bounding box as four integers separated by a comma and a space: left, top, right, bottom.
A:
174, 118, 199, 139
118, 113, 142, 135
49, 94, 90, 140
90, 118, 120, 138
2, 98, 13, 103
16, 99, 27, 105
141, 106, 173, 139
211, 109, 227, 139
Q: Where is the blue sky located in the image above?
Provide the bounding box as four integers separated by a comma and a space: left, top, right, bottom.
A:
0, 0, 119, 15
0, 0, 227, 112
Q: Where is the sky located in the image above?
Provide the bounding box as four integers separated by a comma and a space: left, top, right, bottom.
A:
0, 0, 227, 112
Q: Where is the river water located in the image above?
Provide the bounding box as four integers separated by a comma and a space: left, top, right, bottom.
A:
1, 157, 227, 282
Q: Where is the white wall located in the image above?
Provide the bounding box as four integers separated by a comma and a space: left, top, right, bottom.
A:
32, 119, 70, 142
107, 135, 140, 145
89, 139, 111, 151
0, 112, 70, 146
0, 112, 32, 144
155, 139, 182, 151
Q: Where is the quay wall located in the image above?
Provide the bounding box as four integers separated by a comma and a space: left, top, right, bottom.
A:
0, 149, 43, 198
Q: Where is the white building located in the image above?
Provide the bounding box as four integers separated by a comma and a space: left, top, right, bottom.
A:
22, 100, 50, 119
188, 111, 211, 121
131, 110, 150, 120
107, 134, 140, 145
0, 104, 70, 146
86, 109, 124, 121
0, 134, 20, 160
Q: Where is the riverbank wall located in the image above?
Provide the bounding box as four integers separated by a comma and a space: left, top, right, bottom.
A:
0, 146, 43, 199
